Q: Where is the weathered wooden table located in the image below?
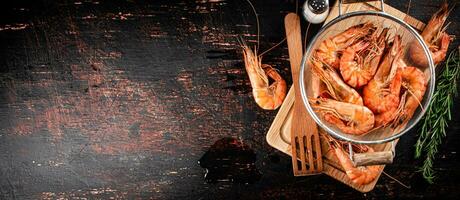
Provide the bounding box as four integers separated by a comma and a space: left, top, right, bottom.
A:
0, 0, 459, 199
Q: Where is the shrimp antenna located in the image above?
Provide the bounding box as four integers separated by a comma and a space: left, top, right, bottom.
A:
236, 36, 244, 46
244, 0, 260, 50
382, 171, 411, 189
435, 22, 451, 42
402, 83, 425, 111
303, 22, 312, 53
406, 0, 412, 15
259, 38, 286, 57
382, 23, 398, 42
237, 36, 258, 54
447, 3, 455, 16
390, 92, 409, 129
245, 0, 307, 58
321, 133, 339, 149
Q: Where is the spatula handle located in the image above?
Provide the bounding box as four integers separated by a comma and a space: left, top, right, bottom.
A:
285, 13, 323, 175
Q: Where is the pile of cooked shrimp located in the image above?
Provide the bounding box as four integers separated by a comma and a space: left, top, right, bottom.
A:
310, 24, 426, 135
310, 3, 451, 137
310, 4, 451, 186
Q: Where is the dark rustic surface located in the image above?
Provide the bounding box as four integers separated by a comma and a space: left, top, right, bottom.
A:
0, 0, 459, 199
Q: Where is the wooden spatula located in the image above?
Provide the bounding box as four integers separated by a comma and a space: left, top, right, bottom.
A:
284, 13, 323, 175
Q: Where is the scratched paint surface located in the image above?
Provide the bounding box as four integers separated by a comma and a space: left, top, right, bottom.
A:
0, 0, 459, 199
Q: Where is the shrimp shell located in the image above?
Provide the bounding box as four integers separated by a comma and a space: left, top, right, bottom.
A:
311, 58, 363, 105
241, 43, 287, 110
333, 145, 380, 185
394, 66, 427, 128
323, 134, 379, 185
409, 3, 452, 66
315, 22, 376, 69
340, 28, 389, 88
310, 98, 374, 135
363, 36, 403, 115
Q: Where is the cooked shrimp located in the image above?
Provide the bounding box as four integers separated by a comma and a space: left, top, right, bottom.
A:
394, 66, 427, 128
241, 43, 287, 110
311, 59, 363, 105
323, 135, 379, 185
309, 98, 374, 135
340, 28, 388, 88
363, 36, 402, 117
409, 3, 452, 66
339, 39, 371, 88
373, 68, 403, 127
333, 143, 380, 185
315, 22, 376, 69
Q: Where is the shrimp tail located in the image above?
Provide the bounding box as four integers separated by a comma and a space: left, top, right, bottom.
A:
432, 33, 452, 64
262, 64, 287, 109
411, 3, 452, 66
331, 141, 380, 185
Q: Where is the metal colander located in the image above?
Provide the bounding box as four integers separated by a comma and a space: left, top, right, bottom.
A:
299, 0, 435, 165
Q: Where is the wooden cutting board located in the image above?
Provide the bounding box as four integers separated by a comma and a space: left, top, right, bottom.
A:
266, 1, 425, 192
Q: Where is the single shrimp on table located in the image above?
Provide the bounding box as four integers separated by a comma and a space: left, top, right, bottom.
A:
310, 58, 363, 105
309, 98, 374, 135
409, 3, 452, 66
340, 28, 388, 88
323, 135, 379, 185
363, 35, 403, 127
241, 43, 287, 110
315, 22, 376, 69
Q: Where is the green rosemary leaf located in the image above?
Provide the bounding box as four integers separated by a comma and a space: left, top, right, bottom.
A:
415, 48, 460, 183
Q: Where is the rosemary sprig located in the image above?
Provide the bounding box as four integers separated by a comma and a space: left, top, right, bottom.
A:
415, 47, 460, 183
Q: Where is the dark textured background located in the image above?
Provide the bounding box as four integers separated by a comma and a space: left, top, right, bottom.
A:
0, 0, 459, 199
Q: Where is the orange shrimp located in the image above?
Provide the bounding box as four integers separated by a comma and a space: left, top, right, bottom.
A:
393, 66, 427, 128
333, 144, 380, 185
409, 3, 452, 66
363, 36, 402, 116
309, 98, 374, 135
323, 135, 379, 185
315, 22, 376, 69
310, 59, 363, 105
373, 68, 403, 127
241, 43, 287, 110
340, 28, 388, 88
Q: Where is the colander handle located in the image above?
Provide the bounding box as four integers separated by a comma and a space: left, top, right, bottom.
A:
352, 151, 394, 166
348, 141, 395, 166
338, 0, 385, 16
